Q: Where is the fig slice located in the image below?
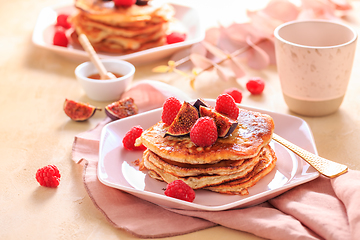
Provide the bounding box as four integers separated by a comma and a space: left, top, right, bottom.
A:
63, 98, 101, 121
193, 98, 211, 111
165, 102, 199, 137
199, 106, 238, 138
105, 97, 138, 121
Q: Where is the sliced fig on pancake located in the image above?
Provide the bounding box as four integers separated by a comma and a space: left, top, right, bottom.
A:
165, 102, 199, 137
63, 98, 101, 121
136, 0, 149, 6
193, 98, 211, 111
199, 106, 238, 138
105, 97, 138, 121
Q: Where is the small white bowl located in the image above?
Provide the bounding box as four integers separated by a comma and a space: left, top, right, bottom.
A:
75, 59, 135, 102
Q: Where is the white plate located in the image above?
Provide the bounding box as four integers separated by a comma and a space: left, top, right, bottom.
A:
32, 2, 205, 65
98, 100, 319, 211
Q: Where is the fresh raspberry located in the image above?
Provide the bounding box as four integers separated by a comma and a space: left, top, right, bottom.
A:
161, 97, 182, 125
164, 180, 195, 202
114, 0, 136, 8
55, 14, 71, 29
122, 125, 147, 151
215, 93, 239, 120
53, 29, 68, 47
223, 88, 243, 104
190, 117, 218, 147
36, 165, 61, 188
166, 32, 187, 44
246, 77, 265, 95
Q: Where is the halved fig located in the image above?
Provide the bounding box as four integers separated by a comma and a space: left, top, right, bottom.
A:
199, 106, 238, 138
63, 98, 101, 121
193, 98, 211, 111
105, 97, 138, 121
136, 0, 149, 5
164, 102, 199, 137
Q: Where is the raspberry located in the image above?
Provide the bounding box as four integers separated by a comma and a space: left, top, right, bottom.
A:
36, 165, 61, 188
55, 14, 71, 29
223, 88, 243, 103
190, 117, 218, 147
53, 29, 68, 47
114, 0, 136, 7
166, 32, 187, 44
246, 77, 265, 95
161, 97, 182, 125
122, 125, 147, 151
215, 93, 239, 120
164, 180, 195, 202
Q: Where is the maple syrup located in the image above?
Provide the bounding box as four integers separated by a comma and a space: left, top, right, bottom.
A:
87, 73, 123, 80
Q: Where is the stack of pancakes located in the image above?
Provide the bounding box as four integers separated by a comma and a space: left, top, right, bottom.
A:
137, 108, 277, 195
69, 0, 175, 53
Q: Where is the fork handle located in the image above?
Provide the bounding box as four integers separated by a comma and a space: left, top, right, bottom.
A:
272, 133, 348, 178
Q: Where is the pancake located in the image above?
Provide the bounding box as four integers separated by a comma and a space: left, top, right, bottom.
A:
146, 149, 245, 176
205, 145, 277, 195
70, 31, 166, 54
137, 108, 275, 164
104, 30, 164, 47
145, 146, 270, 176
143, 148, 263, 189
70, 13, 168, 41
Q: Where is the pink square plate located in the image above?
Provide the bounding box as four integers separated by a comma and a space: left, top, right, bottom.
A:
98, 99, 319, 211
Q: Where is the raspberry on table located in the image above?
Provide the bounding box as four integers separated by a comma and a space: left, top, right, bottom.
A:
164, 180, 195, 202
190, 117, 218, 147
246, 77, 265, 95
223, 88, 243, 103
53, 29, 69, 47
36, 165, 61, 188
161, 97, 182, 125
215, 93, 239, 120
55, 14, 71, 29
166, 32, 187, 44
114, 0, 136, 7
123, 125, 147, 151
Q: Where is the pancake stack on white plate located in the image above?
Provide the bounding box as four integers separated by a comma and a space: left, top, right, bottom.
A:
137, 106, 277, 195
69, 0, 176, 54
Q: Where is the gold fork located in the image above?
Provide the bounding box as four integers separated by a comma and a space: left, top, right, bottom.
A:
272, 133, 348, 178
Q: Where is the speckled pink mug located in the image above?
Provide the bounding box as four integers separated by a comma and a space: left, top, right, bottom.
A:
274, 20, 357, 116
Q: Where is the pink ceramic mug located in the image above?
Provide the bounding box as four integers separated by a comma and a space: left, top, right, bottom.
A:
274, 20, 357, 116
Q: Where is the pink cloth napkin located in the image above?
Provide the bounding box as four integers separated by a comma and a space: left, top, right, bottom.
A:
71, 81, 360, 240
